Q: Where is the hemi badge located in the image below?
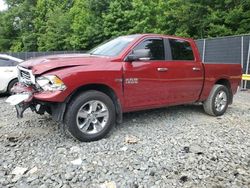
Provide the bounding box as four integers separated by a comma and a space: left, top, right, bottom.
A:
125, 78, 138, 84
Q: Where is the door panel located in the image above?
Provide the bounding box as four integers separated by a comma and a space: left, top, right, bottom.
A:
160, 38, 204, 104
157, 61, 203, 105
123, 61, 166, 110
123, 37, 168, 110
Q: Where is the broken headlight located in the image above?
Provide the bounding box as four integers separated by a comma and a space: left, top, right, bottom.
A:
36, 75, 66, 91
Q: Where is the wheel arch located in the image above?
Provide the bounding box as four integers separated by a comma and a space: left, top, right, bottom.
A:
7, 77, 18, 93
65, 84, 123, 124
215, 78, 233, 104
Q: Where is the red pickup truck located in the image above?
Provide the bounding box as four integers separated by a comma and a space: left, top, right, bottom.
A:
6, 34, 242, 141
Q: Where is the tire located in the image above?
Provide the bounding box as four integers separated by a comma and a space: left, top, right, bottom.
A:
64, 90, 116, 142
7, 79, 18, 94
203, 84, 230, 116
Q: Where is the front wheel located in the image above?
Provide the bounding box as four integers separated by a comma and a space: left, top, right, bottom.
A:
203, 84, 230, 116
64, 90, 116, 142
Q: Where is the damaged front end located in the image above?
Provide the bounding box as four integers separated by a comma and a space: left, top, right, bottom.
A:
6, 83, 35, 118
6, 65, 67, 121
6, 65, 39, 118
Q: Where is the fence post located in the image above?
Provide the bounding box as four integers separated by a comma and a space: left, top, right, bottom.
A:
241, 36, 244, 88
202, 39, 206, 62
244, 39, 250, 89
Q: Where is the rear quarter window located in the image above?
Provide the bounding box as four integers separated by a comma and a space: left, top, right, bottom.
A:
169, 39, 194, 61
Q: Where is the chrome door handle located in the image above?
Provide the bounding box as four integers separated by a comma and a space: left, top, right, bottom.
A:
192, 67, 201, 71
157, 67, 168, 72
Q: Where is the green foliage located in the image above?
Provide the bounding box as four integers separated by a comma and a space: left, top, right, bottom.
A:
0, 0, 37, 52
34, 0, 73, 51
69, 0, 109, 50
0, 0, 249, 52
103, 0, 133, 37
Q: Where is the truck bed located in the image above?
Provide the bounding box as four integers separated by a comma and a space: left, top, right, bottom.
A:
199, 63, 242, 102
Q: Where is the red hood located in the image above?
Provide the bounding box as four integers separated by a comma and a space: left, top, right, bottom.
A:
19, 54, 112, 75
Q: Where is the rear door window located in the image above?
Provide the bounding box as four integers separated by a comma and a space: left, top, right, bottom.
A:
169, 39, 194, 60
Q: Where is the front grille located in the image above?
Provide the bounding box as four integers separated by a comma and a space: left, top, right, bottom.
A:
20, 70, 31, 80
18, 66, 35, 85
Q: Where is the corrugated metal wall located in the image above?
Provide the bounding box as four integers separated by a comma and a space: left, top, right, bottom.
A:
196, 37, 241, 64
195, 34, 250, 89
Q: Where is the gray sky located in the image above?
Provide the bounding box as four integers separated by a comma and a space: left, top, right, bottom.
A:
0, 0, 7, 11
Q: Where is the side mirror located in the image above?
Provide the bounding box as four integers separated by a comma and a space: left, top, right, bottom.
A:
125, 49, 151, 62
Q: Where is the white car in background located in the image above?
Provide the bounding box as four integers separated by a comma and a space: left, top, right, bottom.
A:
0, 54, 23, 94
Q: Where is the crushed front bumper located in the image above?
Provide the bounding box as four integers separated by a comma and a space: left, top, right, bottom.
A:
6, 83, 67, 122
5, 83, 34, 118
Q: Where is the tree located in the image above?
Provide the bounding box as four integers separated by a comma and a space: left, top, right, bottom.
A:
35, 0, 73, 51
69, 0, 111, 50
198, 0, 250, 37
0, 0, 37, 52
0, 0, 249, 52
0, 11, 14, 51
102, 0, 133, 38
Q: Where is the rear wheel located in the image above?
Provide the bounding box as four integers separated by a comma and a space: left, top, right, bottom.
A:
203, 84, 230, 116
64, 90, 116, 142
7, 79, 18, 94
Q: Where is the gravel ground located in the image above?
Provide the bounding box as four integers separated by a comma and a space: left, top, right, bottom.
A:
0, 91, 250, 188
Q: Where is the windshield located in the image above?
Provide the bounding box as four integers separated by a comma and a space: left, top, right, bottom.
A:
89, 35, 139, 57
